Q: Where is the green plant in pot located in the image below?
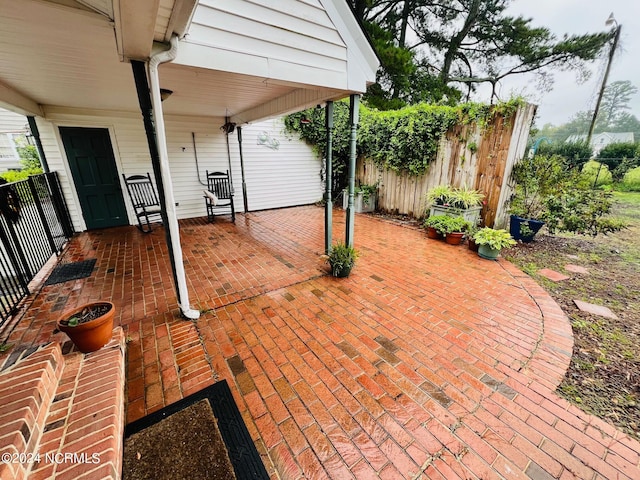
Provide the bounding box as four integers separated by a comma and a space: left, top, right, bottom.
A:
423, 215, 448, 239
326, 242, 358, 277
438, 216, 471, 245
508, 155, 559, 242
425, 185, 456, 206
449, 185, 484, 209
56, 301, 115, 353
425, 184, 484, 225
473, 227, 516, 260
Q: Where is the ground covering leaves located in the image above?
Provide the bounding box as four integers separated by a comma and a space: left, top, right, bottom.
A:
505, 192, 640, 440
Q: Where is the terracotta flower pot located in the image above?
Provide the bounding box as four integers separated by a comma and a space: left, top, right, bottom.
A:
426, 227, 442, 239
445, 232, 465, 245
57, 301, 115, 353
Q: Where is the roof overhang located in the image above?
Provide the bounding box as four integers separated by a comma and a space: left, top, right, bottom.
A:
0, 0, 377, 124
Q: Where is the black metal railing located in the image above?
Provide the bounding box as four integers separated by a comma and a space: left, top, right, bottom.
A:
0, 172, 74, 327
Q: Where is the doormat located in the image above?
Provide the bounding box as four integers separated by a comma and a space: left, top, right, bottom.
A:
44, 259, 97, 286
123, 399, 236, 480
124, 380, 269, 480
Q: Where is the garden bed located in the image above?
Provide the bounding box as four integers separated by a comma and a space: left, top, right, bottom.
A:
504, 192, 640, 440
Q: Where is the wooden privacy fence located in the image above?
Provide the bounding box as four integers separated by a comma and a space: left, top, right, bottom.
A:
356, 103, 536, 228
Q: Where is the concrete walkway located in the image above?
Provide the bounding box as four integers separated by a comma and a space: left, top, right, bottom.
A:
5, 206, 639, 479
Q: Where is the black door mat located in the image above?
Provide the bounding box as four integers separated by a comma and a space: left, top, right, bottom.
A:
124, 379, 269, 480
44, 259, 97, 286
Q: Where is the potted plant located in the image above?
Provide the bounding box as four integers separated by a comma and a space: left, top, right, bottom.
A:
57, 301, 115, 353
425, 185, 455, 206
472, 227, 516, 260
423, 215, 448, 239
326, 242, 358, 277
508, 156, 552, 242
342, 183, 378, 213
425, 184, 484, 224
438, 216, 471, 245
467, 224, 480, 252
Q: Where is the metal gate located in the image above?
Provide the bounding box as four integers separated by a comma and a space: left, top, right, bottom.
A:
0, 172, 74, 327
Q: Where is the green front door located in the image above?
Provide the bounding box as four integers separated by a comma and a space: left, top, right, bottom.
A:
60, 127, 128, 230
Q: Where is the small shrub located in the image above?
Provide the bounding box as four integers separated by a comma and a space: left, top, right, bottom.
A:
581, 161, 613, 186
510, 155, 625, 236
0, 168, 43, 183
620, 166, 640, 192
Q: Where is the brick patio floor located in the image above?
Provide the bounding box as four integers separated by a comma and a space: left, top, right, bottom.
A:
4, 205, 639, 479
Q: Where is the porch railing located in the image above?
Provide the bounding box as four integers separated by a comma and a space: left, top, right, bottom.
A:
0, 172, 74, 327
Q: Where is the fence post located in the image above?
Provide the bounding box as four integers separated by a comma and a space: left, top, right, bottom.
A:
27, 176, 58, 255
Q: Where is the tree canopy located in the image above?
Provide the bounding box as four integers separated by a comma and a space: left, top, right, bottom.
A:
350, 0, 611, 109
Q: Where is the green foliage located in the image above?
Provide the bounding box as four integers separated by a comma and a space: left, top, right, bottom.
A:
66, 317, 80, 327
425, 185, 455, 205
359, 103, 459, 174
473, 228, 516, 250
352, 0, 609, 102
425, 184, 484, 209
544, 188, 626, 236
597, 142, 640, 182
424, 215, 470, 235
620, 167, 640, 191
326, 242, 358, 276
354, 183, 378, 205
582, 161, 613, 186
510, 154, 626, 236
536, 140, 593, 169
17, 145, 41, 170
0, 167, 44, 183
509, 154, 566, 219
285, 99, 522, 191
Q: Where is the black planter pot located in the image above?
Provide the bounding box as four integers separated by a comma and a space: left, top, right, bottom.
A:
509, 215, 544, 243
331, 264, 353, 278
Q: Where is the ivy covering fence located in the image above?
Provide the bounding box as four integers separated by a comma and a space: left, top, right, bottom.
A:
285, 98, 532, 227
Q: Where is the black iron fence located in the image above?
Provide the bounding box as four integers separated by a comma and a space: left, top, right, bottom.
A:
0, 172, 74, 327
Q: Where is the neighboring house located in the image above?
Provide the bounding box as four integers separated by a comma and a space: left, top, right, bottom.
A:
566, 132, 635, 156
0, 0, 379, 316
0, 108, 29, 171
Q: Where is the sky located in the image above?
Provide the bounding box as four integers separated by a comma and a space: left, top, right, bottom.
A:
482, 0, 640, 127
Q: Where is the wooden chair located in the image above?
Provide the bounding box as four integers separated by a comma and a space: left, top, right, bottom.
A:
122, 173, 162, 233
204, 170, 235, 223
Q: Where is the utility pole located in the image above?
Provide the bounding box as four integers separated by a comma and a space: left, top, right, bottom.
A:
586, 14, 621, 146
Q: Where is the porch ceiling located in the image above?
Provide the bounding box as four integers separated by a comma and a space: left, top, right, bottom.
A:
0, 0, 347, 123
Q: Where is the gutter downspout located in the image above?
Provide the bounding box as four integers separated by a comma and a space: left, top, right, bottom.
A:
237, 127, 248, 213
148, 35, 200, 320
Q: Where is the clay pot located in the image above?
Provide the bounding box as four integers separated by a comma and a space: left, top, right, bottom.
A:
444, 232, 465, 245
426, 227, 442, 240
57, 302, 115, 353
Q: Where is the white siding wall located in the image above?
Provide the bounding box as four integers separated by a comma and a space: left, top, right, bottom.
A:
179, 0, 349, 88
35, 110, 321, 231
240, 118, 322, 211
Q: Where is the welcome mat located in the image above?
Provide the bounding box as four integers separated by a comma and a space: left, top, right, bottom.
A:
44, 259, 97, 286
124, 380, 269, 480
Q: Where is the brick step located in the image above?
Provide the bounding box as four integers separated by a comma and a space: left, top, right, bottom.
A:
0, 328, 126, 480
0, 343, 64, 480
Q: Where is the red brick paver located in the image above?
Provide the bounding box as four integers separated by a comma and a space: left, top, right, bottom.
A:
4, 206, 639, 479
